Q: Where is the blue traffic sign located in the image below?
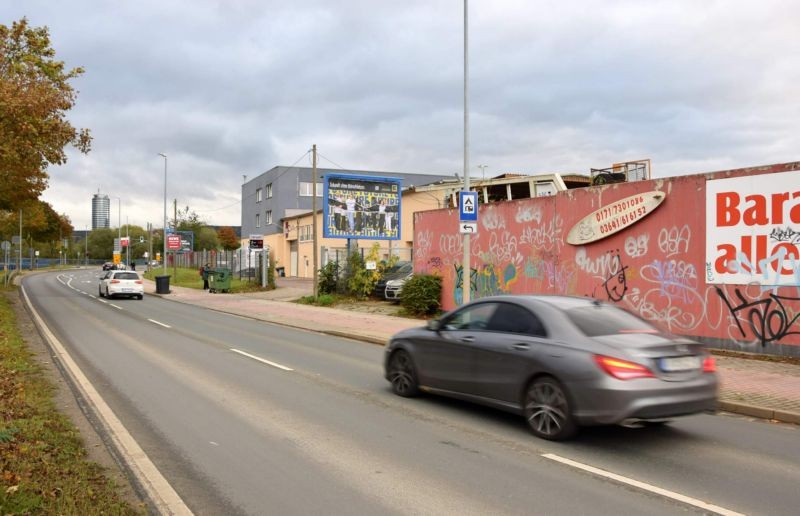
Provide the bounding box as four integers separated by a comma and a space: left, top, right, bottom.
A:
459, 191, 478, 221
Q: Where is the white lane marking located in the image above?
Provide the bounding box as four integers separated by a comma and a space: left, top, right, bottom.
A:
110, 304, 123, 310
148, 319, 171, 328
19, 284, 192, 515
98, 299, 108, 304
542, 453, 744, 516
89, 295, 96, 299
230, 348, 294, 371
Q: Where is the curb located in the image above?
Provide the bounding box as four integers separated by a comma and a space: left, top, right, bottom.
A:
717, 401, 800, 425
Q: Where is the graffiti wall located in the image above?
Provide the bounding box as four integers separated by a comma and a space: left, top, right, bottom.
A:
413, 162, 800, 357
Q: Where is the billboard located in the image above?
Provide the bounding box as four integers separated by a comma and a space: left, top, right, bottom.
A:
323, 174, 402, 240
706, 170, 800, 286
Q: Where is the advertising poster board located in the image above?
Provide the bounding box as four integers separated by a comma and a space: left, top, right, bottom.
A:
323, 174, 402, 240
706, 170, 800, 286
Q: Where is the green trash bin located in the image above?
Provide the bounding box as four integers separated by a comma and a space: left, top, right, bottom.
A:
208, 267, 232, 293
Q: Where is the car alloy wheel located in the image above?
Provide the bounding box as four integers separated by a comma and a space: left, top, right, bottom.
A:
524, 377, 576, 440
388, 350, 419, 397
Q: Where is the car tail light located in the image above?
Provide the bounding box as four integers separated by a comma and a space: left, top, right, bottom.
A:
702, 355, 716, 373
594, 355, 654, 380
110, 279, 120, 284
135, 280, 142, 284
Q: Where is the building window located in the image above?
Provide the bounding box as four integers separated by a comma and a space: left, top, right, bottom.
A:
255, 213, 261, 228
299, 182, 323, 197
299, 225, 312, 241
265, 210, 272, 225
256, 188, 262, 202
266, 183, 273, 198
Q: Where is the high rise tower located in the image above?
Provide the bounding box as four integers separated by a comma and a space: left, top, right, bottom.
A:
92, 193, 110, 230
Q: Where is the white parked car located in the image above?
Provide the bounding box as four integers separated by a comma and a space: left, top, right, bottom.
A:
99, 270, 144, 299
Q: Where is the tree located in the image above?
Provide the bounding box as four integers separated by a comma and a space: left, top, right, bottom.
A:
174, 205, 205, 250
217, 226, 240, 251
196, 226, 219, 251
0, 18, 91, 212
86, 228, 115, 260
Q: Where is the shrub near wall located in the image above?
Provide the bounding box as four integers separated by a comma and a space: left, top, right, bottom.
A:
401, 274, 442, 316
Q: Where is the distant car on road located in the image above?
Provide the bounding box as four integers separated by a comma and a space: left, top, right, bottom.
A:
102, 262, 115, 271
384, 295, 718, 441
99, 270, 144, 300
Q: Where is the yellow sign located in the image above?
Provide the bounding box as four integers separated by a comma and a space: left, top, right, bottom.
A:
113, 253, 121, 264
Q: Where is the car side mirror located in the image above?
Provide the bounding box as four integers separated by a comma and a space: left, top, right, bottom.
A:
426, 319, 441, 332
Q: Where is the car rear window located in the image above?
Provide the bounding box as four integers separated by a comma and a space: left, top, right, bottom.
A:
565, 305, 659, 337
115, 272, 139, 280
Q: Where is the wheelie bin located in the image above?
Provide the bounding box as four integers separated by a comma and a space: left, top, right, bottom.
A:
208, 267, 232, 293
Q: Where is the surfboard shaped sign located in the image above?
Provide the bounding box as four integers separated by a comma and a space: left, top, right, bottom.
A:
566, 191, 666, 245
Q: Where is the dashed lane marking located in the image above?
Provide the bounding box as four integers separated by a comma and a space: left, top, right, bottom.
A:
148, 319, 171, 329
542, 453, 744, 516
230, 348, 294, 371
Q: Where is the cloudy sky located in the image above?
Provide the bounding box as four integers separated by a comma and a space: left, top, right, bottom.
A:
3, 0, 798, 229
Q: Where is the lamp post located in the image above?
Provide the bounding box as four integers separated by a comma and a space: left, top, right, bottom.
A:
158, 153, 167, 275
84, 225, 88, 267
462, 0, 471, 304
112, 197, 121, 266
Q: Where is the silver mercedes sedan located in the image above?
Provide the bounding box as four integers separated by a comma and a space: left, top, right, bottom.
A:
384, 295, 718, 440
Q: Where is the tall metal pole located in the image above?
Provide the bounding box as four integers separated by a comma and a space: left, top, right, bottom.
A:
19, 209, 22, 271
159, 153, 167, 275
311, 144, 318, 298
114, 197, 121, 265
462, 0, 471, 305
84, 225, 88, 267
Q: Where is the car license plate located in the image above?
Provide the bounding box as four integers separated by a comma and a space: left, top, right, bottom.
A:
122, 288, 133, 292
659, 356, 700, 372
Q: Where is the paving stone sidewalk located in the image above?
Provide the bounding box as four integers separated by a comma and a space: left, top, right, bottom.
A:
143, 278, 800, 425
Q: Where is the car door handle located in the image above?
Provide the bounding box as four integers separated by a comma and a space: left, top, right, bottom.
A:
512, 344, 530, 351
460, 336, 475, 343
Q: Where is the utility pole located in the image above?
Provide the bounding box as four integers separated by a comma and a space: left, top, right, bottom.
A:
311, 144, 318, 298
19, 209, 22, 271
173, 199, 178, 280
148, 222, 153, 273
462, 0, 471, 305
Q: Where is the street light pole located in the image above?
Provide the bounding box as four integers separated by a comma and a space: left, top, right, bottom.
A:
159, 153, 167, 275
113, 197, 121, 266
462, 0, 471, 305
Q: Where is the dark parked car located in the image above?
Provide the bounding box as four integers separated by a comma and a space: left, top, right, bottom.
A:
373, 261, 412, 299
384, 295, 718, 440
102, 262, 115, 271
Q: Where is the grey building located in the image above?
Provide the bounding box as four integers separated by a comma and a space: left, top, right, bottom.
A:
241, 166, 451, 238
91, 193, 110, 230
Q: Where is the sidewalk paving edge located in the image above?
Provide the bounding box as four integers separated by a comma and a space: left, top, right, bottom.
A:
147, 291, 800, 427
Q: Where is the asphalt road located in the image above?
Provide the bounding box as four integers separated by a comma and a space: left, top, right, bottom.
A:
22, 270, 800, 515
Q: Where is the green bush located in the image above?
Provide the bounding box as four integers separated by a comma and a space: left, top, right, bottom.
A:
316, 294, 335, 306
318, 261, 340, 295
400, 274, 442, 316
297, 295, 316, 304
345, 251, 373, 299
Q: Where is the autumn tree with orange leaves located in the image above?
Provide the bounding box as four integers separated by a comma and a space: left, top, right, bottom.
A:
0, 18, 91, 214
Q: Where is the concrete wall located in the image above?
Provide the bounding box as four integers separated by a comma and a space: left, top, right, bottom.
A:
413, 162, 800, 357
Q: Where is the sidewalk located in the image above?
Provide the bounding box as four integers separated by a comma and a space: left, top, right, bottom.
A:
143, 278, 800, 426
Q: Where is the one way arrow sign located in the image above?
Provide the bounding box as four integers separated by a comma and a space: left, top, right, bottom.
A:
459, 222, 478, 234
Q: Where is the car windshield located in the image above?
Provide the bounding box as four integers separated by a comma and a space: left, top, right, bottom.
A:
386, 262, 412, 274
565, 304, 659, 337
114, 272, 139, 280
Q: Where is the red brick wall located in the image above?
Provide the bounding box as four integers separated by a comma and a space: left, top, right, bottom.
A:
413, 162, 800, 355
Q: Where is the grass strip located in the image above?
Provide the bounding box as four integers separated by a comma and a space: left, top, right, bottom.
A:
0, 293, 142, 514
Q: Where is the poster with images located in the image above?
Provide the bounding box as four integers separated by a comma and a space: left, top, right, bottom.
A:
323, 174, 402, 240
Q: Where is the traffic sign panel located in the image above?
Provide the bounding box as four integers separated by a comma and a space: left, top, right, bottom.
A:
459, 191, 478, 221
459, 222, 478, 234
